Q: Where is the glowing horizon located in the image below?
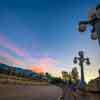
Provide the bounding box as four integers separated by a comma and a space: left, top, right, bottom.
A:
0, 0, 100, 82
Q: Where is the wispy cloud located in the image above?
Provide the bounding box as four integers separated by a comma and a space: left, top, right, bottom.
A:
0, 51, 24, 66
30, 55, 60, 73
0, 34, 34, 62
0, 34, 61, 74
39, 56, 58, 66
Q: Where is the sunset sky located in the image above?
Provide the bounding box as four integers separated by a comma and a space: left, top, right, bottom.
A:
0, 0, 100, 82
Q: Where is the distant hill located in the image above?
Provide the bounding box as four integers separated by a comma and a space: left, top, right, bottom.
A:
0, 63, 41, 80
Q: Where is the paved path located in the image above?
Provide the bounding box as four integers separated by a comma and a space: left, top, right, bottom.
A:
62, 86, 98, 100
62, 86, 88, 100
0, 84, 62, 100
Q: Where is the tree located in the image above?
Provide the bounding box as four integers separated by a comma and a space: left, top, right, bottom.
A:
45, 72, 52, 82
39, 72, 45, 79
50, 77, 63, 85
45, 72, 51, 78
62, 71, 69, 81
71, 67, 79, 83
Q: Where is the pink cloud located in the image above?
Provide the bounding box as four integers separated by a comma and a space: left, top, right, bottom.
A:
39, 56, 58, 65
0, 51, 24, 66
29, 55, 60, 72
0, 34, 32, 58
0, 34, 39, 67
34, 56, 59, 72
0, 34, 61, 72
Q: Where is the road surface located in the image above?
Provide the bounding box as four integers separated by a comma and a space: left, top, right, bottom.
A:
0, 84, 62, 100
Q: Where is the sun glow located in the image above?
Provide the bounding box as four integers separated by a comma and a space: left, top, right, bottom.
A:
32, 66, 45, 73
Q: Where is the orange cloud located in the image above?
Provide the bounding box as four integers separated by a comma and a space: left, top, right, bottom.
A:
32, 56, 60, 72
32, 66, 45, 73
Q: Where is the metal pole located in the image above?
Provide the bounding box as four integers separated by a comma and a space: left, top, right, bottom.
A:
80, 63, 85, 84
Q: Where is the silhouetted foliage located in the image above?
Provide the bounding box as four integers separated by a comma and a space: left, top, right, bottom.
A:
62, 71, 69, 81
71, 67, 79, 83
61, 67, 79, 86
50, 77, 64, 85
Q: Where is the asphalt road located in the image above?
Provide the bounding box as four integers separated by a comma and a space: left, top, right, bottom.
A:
0, 84, 62, 100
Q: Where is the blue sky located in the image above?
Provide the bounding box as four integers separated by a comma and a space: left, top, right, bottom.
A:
0, 0, 100, 82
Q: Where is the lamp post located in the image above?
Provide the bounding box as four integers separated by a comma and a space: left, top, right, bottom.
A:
78, 4, 100, 46
73, 51, 90, 86
98, 69, 100, 77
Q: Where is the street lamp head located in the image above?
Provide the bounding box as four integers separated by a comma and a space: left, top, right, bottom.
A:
96, 4, 100, 10
78, 23, 87, 32
73, 57, 77, 64
86, 58, 90, 65
78, 51, 84, 58
88, 8, 96, 21
96, 4, 100, 19
91, 31, 98, 40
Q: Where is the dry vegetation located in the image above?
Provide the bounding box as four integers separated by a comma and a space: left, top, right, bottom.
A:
0, 73, 48, 85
